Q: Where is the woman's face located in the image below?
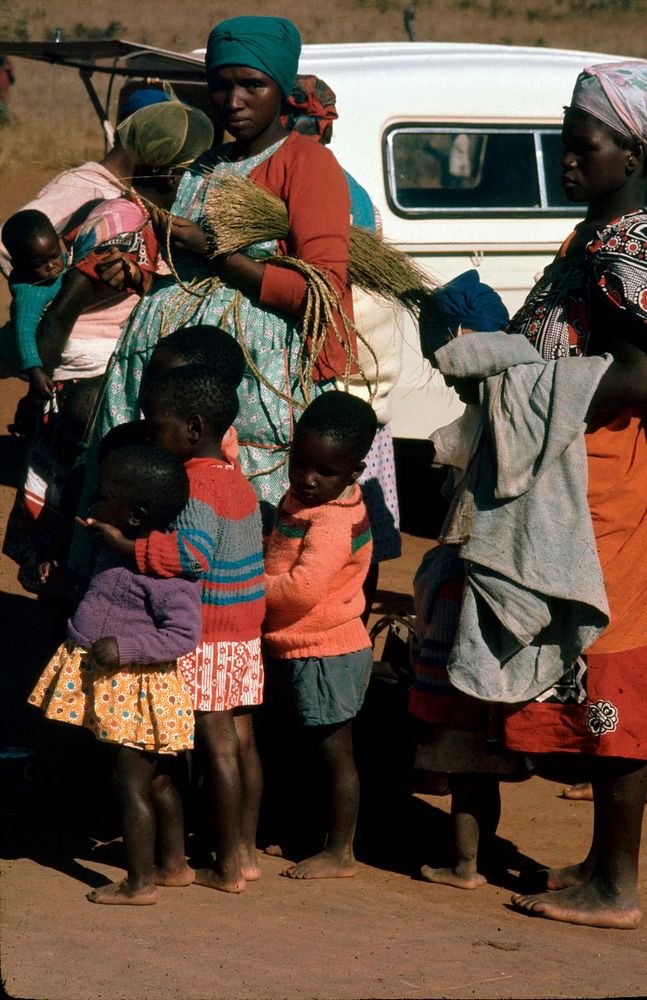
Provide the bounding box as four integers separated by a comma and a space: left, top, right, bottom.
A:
208, 66, 283, 143
560, 112, 634, 204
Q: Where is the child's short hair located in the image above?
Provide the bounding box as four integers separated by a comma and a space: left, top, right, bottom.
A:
2, 209, 57, 261
98, 420, 149, 463
100, 445, 189, 530
141, 363, 239, 439
295, 391, 377, 466
152, 325, 246, 387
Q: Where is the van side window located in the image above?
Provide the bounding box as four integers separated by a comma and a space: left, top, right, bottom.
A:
385, 126, 580, 216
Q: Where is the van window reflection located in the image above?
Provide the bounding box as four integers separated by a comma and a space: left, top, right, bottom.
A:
390, 128, 541, 211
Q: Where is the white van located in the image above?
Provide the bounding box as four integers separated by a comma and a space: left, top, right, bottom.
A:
295, 42, 626, 440
0, 38, 625, 443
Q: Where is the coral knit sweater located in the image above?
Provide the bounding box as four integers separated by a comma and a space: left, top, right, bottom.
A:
134, 457, 265, 644
263, 485, 372, 659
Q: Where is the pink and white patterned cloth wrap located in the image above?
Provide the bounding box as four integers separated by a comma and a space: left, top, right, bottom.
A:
571, 59, 647, 141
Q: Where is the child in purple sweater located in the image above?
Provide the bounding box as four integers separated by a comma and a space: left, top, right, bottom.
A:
29, 444, 201, 905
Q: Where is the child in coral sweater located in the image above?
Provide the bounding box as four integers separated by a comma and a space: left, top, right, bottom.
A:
263, 391, 377, 879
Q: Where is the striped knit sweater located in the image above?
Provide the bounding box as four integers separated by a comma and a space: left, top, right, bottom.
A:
263, 485, 372, 658
134, 457, 265, 644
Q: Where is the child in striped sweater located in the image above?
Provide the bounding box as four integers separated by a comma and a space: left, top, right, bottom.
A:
89, 363, 265, 893
263, 391, 377, 879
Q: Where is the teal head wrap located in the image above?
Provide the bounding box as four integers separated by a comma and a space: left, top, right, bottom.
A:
205, 16, 301, 102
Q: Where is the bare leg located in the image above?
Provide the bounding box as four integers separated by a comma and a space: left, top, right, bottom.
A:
543, 813, 597, 891
282, 719, 359, 879
234, 710, 262, 880
512, 757, 646, 929
87, 746, 158, 905
150, 755, 194, 887
528, 753, 594, 889
193, 710, 246, 893
421, 775, 500, 890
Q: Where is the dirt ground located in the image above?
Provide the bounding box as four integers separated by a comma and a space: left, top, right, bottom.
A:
1, 161, 646, 1000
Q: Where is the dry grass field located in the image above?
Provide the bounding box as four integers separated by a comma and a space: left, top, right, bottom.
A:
1, 0, 646, 182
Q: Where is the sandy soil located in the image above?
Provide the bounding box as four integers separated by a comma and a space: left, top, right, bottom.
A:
0, 161, 645, 1000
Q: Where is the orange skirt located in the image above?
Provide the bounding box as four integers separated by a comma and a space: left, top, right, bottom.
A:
29, 642, 195, 754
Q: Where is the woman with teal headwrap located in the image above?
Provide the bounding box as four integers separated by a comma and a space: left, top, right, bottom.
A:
84, 14, 354, 519
73, 15, 356, 895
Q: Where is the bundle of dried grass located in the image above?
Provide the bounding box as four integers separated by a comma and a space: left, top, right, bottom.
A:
203, 173, 436, 309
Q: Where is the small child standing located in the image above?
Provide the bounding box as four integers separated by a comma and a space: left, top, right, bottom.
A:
0, 209, 66, 406
93, 364, 266, 892
263, 391, 377, 879
411, 270, 526, 890
29, 445, 201, 905
410, 545, 529, 891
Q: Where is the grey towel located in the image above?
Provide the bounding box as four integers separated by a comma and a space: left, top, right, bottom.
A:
433, 332, 611, 703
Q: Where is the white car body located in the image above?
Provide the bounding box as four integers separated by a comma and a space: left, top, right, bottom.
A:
271, 42, 620, 438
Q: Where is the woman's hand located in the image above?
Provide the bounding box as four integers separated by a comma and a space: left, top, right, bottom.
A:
76, 517, 136, 559
212, 251, 264, 300
95, 248, 143, 293
92, 637, 120, 668
149, 207, 208, 256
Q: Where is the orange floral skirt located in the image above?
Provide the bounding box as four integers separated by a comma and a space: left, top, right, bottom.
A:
29, 642, 195, 754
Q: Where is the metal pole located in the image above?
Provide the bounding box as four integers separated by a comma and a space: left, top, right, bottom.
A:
79, 67, 115, 152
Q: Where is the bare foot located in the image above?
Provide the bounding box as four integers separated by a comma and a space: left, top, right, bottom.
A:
263, 844, 284, 857
239, 848, 261, 881
87, 880, 158, 905
511, 884, 641, 929
420, 864, 487, 890
560, 782, 593, 801
153, 864, 195, 887
543, 862, 588, 891
193, 868, 246, 894
281, 849, 357, 880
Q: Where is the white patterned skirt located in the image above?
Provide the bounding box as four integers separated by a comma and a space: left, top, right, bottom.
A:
178, 637, 264, 713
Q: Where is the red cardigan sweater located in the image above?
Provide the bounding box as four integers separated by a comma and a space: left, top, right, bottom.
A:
249, 131, 355, 381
